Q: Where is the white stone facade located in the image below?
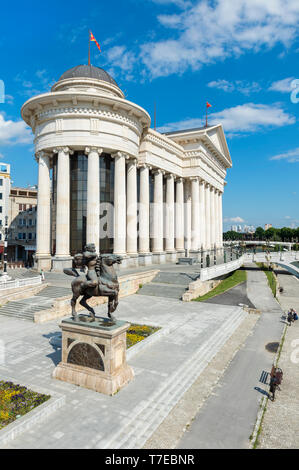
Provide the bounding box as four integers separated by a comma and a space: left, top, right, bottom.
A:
21, 65, 232, 271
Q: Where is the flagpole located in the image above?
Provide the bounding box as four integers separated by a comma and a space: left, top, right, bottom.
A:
154, 101, 156, 131
88, 30, 91, 66
206, 106, 208, 128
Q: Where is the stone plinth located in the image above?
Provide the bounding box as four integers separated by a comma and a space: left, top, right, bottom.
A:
53, 316, 134, 395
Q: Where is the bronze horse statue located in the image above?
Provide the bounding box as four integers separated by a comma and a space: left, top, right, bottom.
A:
64, 246, 122, 322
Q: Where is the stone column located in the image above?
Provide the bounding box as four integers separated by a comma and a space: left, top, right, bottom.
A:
210, 186, 216, 249
175, 178, 184, 254
219, 191, 223, 248
165, 174, 176, 262
139, 164, 152, 265
36, 151, 51, 270
152, 169, 165, 263
216, 189, 220, 247
86, 147, 102, 254
184, 181, 191, 256
205, 183, 211, 250
190, 177, 200, 254
199, 179, 206, 251
53, 147, 72, 269
113, 152, 127, 256
126, 158, 138, 266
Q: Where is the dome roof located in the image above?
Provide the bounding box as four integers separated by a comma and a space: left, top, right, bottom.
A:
57, 65, 119, 88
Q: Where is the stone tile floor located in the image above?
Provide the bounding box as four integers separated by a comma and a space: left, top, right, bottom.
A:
0, 293, 245, 449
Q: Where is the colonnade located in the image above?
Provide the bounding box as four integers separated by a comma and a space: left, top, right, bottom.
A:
36, 148, 223, 268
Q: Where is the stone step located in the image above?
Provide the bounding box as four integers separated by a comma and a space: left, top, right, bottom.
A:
153, 271, 200, 286
116, 308, 245, 449
137, 283, 187, 299
35, 286, 71, 298
100, 307, 245, 449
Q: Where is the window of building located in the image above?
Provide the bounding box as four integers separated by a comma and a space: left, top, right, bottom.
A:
28, 233, 32, 240
18, 233, 22, 239
0, 193, 2, 200
19, 204, 22, 211
0, 207, 2, 213
29, 219, 32, 226
0, 234, 2, 241
0, 179, 2, 186
22, 233, 26, 239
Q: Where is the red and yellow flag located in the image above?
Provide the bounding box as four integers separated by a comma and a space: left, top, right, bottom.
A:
206, 101, 212, 108
90, 31, 101, 52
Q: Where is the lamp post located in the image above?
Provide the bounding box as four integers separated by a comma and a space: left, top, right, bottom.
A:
200, 244, 204, 269
0, 216, 11, 283
214, 243, 217, 265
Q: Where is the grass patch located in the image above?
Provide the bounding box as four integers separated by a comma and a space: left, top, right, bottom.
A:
193, 269, 247, 302
256, 262, 277, 297
126, 323, 161, 349
0, 381, 50, 430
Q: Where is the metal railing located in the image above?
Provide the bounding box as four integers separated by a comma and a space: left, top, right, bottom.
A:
0, 275, 42, 291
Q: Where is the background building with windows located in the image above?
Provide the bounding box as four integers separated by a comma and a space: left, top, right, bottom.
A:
7, 186, 37, 265
21, 64, 232, 271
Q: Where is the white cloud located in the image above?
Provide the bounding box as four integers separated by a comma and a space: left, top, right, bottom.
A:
224, 217, 245, 223
159, 103, 295, 135
208, 79, 261, 95
140, 0, 299, 78
0, 113, 32, 145
269, 77, 295, 93
270, 147, 299, 163
209, 103, 295, 135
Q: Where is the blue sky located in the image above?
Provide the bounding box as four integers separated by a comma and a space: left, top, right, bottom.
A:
0, 0, 298, 231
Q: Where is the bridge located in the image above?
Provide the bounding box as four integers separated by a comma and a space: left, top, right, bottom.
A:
200, 251, 299, 281
223, 240, 295, 250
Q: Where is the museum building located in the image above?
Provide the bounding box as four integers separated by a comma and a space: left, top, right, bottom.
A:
21, 64, 232, 271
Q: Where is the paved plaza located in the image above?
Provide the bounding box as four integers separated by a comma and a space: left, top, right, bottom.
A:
0, 289, 245, 449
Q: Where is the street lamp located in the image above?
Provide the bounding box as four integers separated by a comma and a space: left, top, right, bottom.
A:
0, 216, 12, 283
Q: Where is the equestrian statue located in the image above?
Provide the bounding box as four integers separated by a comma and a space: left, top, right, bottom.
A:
63, 243, 122, 322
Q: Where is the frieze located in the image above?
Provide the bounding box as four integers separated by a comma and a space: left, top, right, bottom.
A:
35, 106, 142, 134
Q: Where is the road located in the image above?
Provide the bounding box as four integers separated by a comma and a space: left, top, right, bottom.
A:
178, 263, 285, 449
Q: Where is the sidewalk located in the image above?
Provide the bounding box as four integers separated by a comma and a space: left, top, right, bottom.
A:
258, 270, 299, 448
0, 293, 246, 449
177, 263, 285, 449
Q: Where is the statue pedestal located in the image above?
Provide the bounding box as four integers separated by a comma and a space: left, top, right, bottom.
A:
53, 316, 134, 395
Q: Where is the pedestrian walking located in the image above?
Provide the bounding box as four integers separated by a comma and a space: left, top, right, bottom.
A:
287, 310, 293, 326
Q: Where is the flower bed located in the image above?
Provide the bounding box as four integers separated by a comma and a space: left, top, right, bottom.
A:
0, 381, 50, 430
126, 324, 161, 349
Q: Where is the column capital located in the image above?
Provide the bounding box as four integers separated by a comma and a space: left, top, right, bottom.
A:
53, 147, 74, 155
152, 168, 165, 176
111, 151, 129, 160
138, 163, 152, 170
199, 178, 206, 186
176, 177, 184, 184
189, 176, 199, 182
85, 146, 103, 156
127, 157, 137, 166
165, 173, 175, 180
35, 151, 51, 162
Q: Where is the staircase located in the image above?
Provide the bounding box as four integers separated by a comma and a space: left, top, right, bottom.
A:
0, 286, 71, 321
137, 271, 200, 300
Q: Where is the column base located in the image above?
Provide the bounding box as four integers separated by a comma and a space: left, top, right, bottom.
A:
189, 250, 199, 259
152, 252, 166, 264
114, 254, 129, 269
166, 251, 177, 263
35, 255, 52, 271
127, 253, 139, 268
52, 256, 73, 272
138, 253, 153, 266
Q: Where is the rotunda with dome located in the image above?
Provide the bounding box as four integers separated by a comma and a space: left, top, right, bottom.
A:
21, 64, 232, 271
